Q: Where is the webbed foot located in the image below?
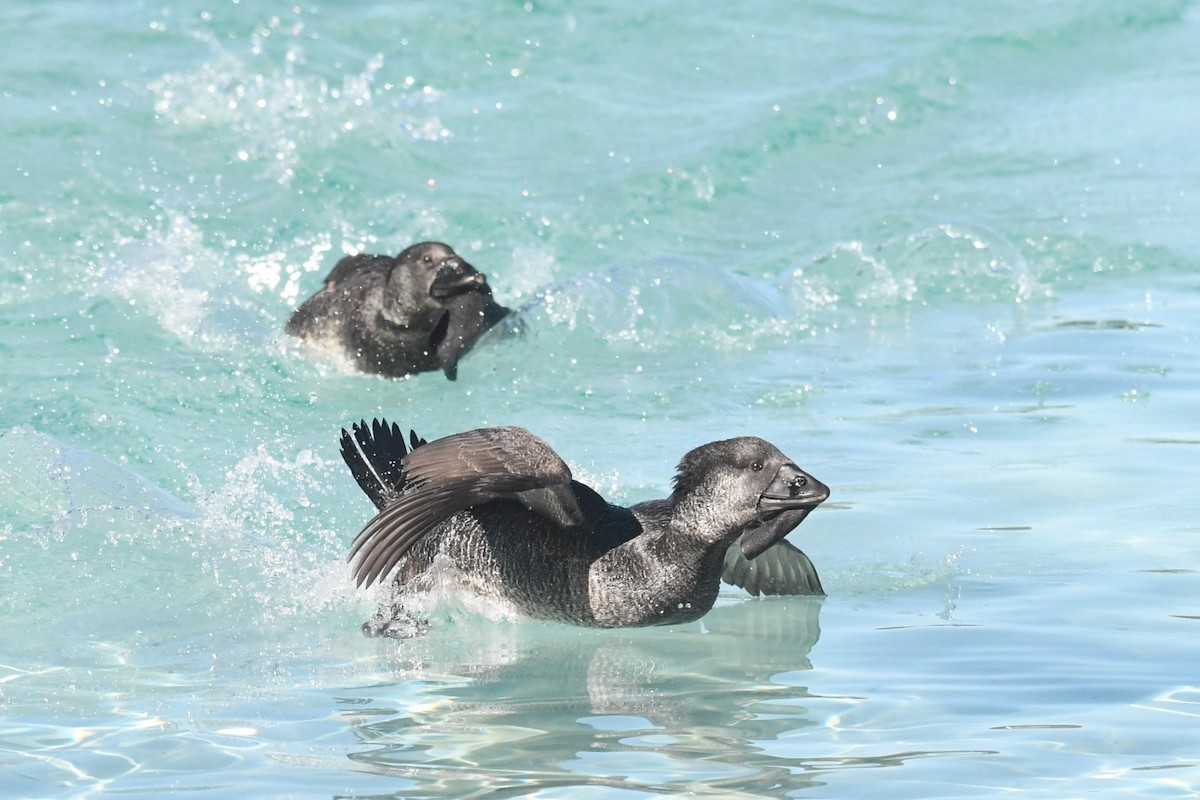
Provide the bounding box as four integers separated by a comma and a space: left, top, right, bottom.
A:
361, 608, 430, 639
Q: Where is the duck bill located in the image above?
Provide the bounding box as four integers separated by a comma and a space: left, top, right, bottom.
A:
742, 464, 829, 559
429, 260, 487, 298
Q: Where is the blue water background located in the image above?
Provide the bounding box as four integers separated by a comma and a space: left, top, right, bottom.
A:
2, 1, 1199, 797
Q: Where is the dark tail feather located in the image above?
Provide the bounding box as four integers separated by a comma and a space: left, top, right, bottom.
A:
364, 419, 409, 491
339, 418, 424, 511
340, 423, 387, 510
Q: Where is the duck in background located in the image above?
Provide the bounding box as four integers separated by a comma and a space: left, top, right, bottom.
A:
286, 242, 511, 380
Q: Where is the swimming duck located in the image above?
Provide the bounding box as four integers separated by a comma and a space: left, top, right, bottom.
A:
286, 242, 510, 380
340, 418, 829, 637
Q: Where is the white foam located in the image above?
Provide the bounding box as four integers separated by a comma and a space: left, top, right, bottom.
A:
101, 213, 224, 348
786, 222, 1045, 319
148, 21, 450, 186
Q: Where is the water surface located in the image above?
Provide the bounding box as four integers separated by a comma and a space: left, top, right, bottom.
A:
2, 1, 1199, 797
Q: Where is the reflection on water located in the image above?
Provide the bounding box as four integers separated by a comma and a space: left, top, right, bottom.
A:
335, 599, 1017, 797
342, 599, 825, 795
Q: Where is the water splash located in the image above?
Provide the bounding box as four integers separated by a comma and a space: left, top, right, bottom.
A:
187, 443, 355, 622
96, 213, 225, 347
90, 211, 340, 350
148, 15, 450, 185
518, 257, 796, 353
784, 222, 1044, 321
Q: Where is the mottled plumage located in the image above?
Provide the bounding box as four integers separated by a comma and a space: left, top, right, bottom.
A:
286, 242, 510, 380
340, 419, 830, 637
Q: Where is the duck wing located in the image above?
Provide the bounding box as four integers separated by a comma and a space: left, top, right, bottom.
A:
344, 424, 582, 588
721, 539, 824, 596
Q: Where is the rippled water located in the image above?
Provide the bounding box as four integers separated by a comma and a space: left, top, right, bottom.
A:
2, 1, 1199, 797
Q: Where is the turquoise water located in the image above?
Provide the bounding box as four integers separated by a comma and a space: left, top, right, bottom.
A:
3, 1, 1199, 796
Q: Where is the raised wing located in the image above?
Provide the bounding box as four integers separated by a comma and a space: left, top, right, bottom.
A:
345, 424, 580, 588
721, 539, 825, 597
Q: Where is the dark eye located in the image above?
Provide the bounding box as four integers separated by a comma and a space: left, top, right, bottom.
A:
750, 460, 763, 472
422, 255, 433, 263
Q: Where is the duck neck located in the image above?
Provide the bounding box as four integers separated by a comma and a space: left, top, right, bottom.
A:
382, 267, 439, 328
666, 517, 736, 593
587, 518, 734, 628
669, 489, 746, 553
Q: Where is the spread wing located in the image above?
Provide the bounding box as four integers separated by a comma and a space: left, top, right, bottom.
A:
721, 539, 825, 597
343, 423, 582, 588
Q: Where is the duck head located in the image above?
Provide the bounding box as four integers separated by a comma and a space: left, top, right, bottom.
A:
671, 436, 829, 557
742, 460, 829, 558
383, 242, 490, 326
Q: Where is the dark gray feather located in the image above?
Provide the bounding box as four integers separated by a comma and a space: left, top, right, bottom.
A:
722, 539, 825, 596
345, 423, 581, 588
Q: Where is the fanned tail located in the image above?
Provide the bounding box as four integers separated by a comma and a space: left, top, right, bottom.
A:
339, 418, 426, 511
